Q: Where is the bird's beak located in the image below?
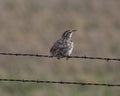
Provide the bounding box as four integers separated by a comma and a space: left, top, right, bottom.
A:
71, 30, 77, 32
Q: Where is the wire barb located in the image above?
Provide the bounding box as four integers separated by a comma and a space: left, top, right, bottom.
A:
0, 52, 120, 61
0, 78, 120, 87
0, 52, 120, 87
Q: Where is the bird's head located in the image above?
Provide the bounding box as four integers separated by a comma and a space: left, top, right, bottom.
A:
61, 30, 77, 39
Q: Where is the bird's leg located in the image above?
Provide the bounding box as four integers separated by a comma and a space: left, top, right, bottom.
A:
57, 57, 60, 60
66, 55, 70, 60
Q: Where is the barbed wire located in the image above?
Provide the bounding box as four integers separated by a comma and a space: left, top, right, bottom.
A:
0, 53, 120, 87
0, 78, 120, 87
0, 52, 120, 61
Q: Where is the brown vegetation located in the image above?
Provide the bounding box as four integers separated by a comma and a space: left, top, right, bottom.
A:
0, 0, 120, 96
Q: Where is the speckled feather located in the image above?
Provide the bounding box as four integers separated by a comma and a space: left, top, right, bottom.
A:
50, 30, 76, 59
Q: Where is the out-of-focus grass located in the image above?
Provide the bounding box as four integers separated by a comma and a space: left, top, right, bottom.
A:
0, 0, 120, 96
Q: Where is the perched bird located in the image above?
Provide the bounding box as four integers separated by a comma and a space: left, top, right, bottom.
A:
50, 30, 77, 59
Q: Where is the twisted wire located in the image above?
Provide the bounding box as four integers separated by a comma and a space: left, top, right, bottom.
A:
0, 78, 120, 87
0, 52, 120, 61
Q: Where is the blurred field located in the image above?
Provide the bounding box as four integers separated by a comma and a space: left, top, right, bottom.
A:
0, 0, 120, 96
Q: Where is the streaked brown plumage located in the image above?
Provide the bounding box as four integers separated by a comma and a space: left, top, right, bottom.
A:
50, 30, 76, 59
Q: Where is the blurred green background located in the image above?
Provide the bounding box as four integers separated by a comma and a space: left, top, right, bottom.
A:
0, 0, 120, 96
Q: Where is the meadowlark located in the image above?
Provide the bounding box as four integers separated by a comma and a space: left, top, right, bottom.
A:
50, 30, 77, 59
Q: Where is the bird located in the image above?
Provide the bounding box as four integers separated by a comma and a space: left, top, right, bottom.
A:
50, 30, 77, 59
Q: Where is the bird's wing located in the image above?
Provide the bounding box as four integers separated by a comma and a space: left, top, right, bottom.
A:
50, 39, 64, 54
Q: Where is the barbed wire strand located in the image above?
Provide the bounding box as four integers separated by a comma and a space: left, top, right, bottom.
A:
0, 52, 120, 61
0, 78, 120, 87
